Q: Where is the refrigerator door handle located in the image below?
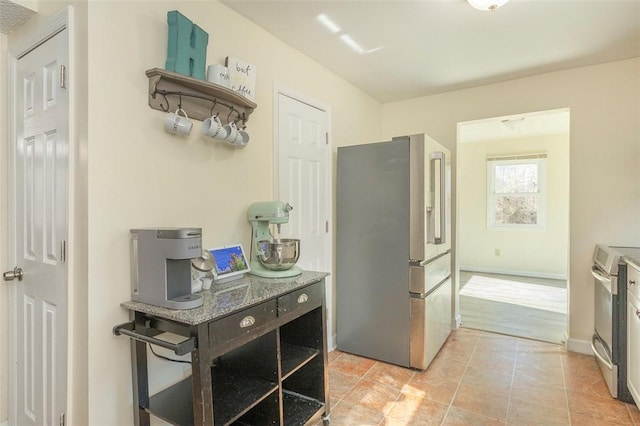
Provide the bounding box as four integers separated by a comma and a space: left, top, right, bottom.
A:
429, 151, 446, 245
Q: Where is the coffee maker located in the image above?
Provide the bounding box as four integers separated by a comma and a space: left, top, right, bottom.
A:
130, 228, 204, 309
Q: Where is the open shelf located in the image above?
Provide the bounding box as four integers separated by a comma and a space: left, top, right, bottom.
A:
282, 391, 324, 426
146, 68, 257, 124
147, 371, 278, 426
280, 342, 320, 380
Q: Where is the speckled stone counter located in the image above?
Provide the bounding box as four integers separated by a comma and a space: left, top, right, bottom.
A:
120, 270, 328, 325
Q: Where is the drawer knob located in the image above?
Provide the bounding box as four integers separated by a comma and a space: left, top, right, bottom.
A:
631, 280, 637, 286
239, 316, 255, 328
297, 294, 309, 304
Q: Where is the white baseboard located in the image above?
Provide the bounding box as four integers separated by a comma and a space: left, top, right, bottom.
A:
452, 315, 462, 329
460, 266, 567, 281
566, 337, 593, 355
327, 333, 337, 352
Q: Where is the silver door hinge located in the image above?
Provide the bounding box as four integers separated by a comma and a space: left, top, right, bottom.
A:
325, 221, 329, 233
60, 240, 67, 263
325, 132, 329, 145
60, 65, 66, 89
59, 413, 66, 426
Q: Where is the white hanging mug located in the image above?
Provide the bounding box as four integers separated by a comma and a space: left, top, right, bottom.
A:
222, 121, 244, 146
237, 127, 250, 147
202, 114, 228, 140
164, 108, 193, 136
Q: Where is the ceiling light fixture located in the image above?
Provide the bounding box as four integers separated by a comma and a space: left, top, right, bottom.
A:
339, 34, 384, 54
340, 34, 365, 53
467, 0, 510, 12
316, 14, 341, 33
501, 117, 525, 130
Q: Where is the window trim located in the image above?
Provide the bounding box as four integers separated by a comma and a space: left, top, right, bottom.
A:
487, 156, 547, 230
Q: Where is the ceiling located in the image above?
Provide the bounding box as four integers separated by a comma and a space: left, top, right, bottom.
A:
459, 108, 570, 143
221, 0, 640, 103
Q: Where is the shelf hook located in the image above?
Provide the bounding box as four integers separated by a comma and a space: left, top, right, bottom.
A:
157, 91, 170, 112
227, 106, 236, 123
209, 99, 218, 117
178, 94, 183, 110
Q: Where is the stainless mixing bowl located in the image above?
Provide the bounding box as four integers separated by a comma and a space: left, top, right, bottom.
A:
257, 239, 300, 271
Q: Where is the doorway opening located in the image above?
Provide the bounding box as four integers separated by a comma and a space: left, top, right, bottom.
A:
456, 108, 570, 344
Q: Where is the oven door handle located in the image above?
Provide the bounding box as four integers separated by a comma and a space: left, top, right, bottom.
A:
591, 334, 613, 370
591, 265, 612, 284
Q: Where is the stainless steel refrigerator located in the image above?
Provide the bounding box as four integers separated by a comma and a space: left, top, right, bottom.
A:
336, 133, 452, 370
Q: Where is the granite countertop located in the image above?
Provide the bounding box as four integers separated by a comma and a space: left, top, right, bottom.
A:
121, 270, 329, 325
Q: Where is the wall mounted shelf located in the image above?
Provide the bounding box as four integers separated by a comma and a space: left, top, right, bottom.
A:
146, 68, 257, 125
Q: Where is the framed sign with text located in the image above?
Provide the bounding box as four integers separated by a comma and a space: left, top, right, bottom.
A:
226, 56, 256, 101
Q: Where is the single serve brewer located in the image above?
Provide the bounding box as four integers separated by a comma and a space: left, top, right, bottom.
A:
130, 228, 204, 309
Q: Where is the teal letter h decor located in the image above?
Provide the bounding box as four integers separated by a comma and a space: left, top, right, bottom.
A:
166, 11, 209, 80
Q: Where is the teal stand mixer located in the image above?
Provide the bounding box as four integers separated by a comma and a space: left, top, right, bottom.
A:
247, 201, 302, 278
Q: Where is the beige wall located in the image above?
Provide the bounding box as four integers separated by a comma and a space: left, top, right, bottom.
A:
1, 0, 381, 424
86, 1, 381, 424
458, 134, 569, 277
382, 57, 640, 346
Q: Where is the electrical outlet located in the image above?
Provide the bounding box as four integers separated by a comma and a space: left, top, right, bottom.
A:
495, 249, 501, 256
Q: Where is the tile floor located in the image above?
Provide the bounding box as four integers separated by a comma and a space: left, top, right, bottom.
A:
325, 328, 640, 425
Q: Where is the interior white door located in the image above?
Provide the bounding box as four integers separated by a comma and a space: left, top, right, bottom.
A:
9, 28, 69, 426
276, 93, 333, 343
277, 94, 329, 271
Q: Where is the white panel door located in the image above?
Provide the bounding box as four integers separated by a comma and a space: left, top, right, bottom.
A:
277, 93, 333, 344
277, 94, 329, 272
9, 28, 69, 426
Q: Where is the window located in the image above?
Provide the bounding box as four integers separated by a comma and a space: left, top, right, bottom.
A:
487, 155, 546, 228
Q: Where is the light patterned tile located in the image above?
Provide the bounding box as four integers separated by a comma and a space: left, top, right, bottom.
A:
328, 350, 343, 364
363, 361, 416, 389
626, 403, 640, 424
511, 379, 568, 412
403, 375, 460, 405
413, 355, 468, 383
567, 388, 634, 424
451, 383, 509, 421
442, 406, 506, 425
570, 411, 634, 425
324, 331, 638, 426
328, 399, 384, 425
508, 397, 570, 425
329, 369, 360, 399
329, 352, 376, 377
342, 378, 401, 415
386, 392, 448, 425
461, 365, 512, 396
468, 351, 516, 376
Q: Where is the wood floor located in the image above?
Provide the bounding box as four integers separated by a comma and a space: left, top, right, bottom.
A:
459, 270, 567, 343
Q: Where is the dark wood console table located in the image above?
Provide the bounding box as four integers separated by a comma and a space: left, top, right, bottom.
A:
114, 271, 330, 426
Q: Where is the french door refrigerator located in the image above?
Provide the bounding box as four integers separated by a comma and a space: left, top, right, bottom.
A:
336, 133, 452, 370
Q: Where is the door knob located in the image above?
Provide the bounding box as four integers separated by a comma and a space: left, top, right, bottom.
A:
3, 267, 24, 282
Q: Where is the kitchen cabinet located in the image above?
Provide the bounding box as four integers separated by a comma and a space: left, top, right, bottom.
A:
627, 262, 640, 406
114, 272, 329, 425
